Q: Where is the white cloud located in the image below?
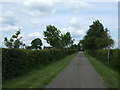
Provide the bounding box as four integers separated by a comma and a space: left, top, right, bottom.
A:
69, 17, 90, 31
60, 27, 85, 38
1, 11, 20, 34
22, 32, 43, 42
60, 26, 83, 45
1, 25, 20, 33
60, 17, 87, 44
0, 17, 2, 23
21, 32, 50, 47
70, 17, 82, 28
63, 1, 93, 12
112, 37, 118, 48
28, 20, 41, 28
3, 0, 119, 2
23, 2, 55, 17
22, 32, 43, 45
28, 32, 43, 38
1, 1, 117, 48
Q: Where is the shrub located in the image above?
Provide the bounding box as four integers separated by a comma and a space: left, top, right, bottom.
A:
87, 49, 120, 70
96, 49, 108, 63
2, 48, 77, 82
109, 49, 119, 69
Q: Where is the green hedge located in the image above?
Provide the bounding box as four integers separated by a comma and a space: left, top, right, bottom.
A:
2, 48, 77, 82
87, 49, 120, 70
109, 49, 119, 69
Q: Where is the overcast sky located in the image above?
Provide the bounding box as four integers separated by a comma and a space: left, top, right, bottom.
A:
1, 1, 118, 48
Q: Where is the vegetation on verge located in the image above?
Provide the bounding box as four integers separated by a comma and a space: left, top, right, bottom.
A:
87, 49, 120, 71
3, 24, 78, 83
3, 53, 77, 88
85, 53, 118, 88
79, 20, 119, 88
2, 48, 77, 82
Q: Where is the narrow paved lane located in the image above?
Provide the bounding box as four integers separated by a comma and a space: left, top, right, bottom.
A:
46, 52, 107, 88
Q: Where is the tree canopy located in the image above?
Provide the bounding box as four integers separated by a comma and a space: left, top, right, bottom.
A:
43, 25, 61, 49
80, 20, 114, 50
4, 29, 25, 49
43, 25, 74, 49
4, 20, 114, 50
60, 32, 74, 48
31, 38, 43, 50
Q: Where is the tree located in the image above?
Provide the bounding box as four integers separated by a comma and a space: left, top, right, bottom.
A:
43, 25, 75, 49
64, 32, 72, 47
31, 38, 43, 50
4, 37, 12, 48
25, 46, 32, 49
4, 28, 25, 49
60, 32, 74, 48
78, 40, 82, 51
81, 20, 114, 50
60, 34, 66, 48
70, 44, 78, 50
43, 25, 61, 49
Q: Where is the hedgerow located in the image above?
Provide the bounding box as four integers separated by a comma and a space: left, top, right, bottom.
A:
2, 48, 77, 82
87, 49, 120, 70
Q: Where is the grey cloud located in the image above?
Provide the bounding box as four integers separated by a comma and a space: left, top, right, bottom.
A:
1, 25, 20, 33
24, 2, 55, 16
2, 11, 18, 25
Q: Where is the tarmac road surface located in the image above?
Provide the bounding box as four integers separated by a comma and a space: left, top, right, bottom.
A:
46, 52, 107, 88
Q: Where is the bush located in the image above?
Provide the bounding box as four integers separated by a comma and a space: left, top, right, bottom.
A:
109, 49, 119, 69
87, 49, 120, 70
2, 48, 77, 82
96, 49, 108, 64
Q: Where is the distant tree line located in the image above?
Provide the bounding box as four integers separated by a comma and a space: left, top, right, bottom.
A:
4, 25, 76, 50
4, 20, 114, 50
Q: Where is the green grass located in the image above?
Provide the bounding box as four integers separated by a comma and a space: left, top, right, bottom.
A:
3, 53, 77, 88
85, 53, 118, 88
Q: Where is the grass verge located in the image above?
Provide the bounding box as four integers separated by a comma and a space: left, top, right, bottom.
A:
85, 53, 118, 88
3, 52, 77, 88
